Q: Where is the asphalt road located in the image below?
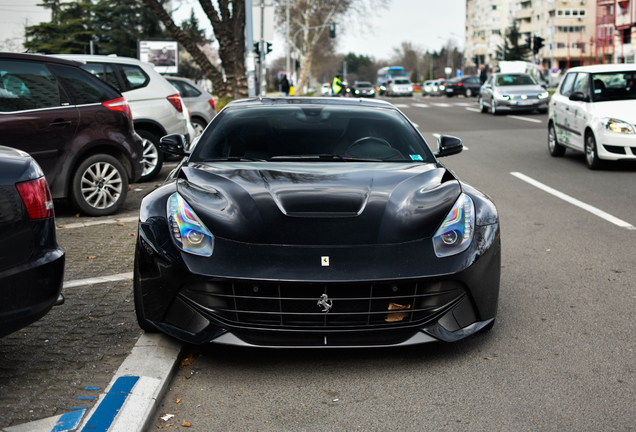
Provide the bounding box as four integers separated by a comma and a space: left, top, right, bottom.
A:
149, 95, 636, 431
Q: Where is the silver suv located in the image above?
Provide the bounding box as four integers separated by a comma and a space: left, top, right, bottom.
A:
165, 76, 216, 137
54, 55, 192, 180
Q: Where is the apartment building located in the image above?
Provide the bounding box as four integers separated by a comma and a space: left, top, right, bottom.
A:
612, 0, 636, 63
465, 0, 517, 69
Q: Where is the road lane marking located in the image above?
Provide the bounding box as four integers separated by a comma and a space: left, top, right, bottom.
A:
394, 104, 410, 108
57, 216, 138, 229
431, 103, 451, 107
64, 272, 134, 288
456, 102, 472, 106
412, 103, 430, 108
506, 115, 542, 123
465, 107, 481, 113
511, 172, 636, 230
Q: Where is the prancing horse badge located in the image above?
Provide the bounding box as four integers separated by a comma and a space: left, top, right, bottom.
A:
321, 256, 329, 267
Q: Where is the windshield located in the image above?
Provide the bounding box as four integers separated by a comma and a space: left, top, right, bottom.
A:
591, 71, 636, 102
495, 74, 538, 86
387, 70, 407, 78
191, 105, 433, 163
356, 82, 372, 88
394, 79, 410, 85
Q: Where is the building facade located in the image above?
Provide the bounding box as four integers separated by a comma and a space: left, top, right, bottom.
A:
612, 0, 636, 63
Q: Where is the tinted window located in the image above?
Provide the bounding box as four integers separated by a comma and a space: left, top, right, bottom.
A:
80, 63, 121, 91
495, 74, 537, 86
49, 64, 120, 104
572, 72, 589, 96
591, 71, 636, 102
0, 60, 61, 112
192, 106, 433, 163
394, 79, 410, 85
559, 72, 577, 96
169, 80, 201, 98
117, 64, 149, 91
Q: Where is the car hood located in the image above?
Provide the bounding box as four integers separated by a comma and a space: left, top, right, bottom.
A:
588, 100, 636, 124
494, 85, 544, 95
176, 162, 460, 246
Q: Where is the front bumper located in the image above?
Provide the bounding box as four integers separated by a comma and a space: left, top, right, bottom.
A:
595, 127, 636, 161
496, 98, 548, 111
135, 219, 501, 347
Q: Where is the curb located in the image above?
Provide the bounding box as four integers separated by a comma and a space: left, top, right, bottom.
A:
3, 333, 183, 432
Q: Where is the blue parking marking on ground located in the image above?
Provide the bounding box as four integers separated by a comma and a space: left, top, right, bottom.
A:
51, 408, 86, 432
77, 396, 96, 400
80, 376, 139, 432
85, 386, 100, 391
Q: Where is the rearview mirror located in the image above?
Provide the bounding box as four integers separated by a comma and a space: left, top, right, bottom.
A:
159, 134, 190, 156
435, 135, 463, 158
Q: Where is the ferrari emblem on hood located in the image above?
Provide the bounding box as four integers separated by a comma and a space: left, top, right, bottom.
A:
321, 256, 329, 266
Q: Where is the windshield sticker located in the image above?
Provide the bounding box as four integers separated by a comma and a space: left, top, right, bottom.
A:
410, 154, 423, 161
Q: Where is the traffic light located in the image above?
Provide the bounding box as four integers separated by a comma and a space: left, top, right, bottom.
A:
525, 35, 533, 51
266, 42, 272, 54
254, 42, 261, 56
533, 36, 544, 54
329, 22, 336, 39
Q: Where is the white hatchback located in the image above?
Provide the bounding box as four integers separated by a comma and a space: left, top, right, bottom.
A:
548, 64, 636, 169
54, 54, 193, 180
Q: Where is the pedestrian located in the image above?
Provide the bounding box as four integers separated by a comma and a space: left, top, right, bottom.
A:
479, 65, 488, 85
332, 74, 343, 97
280, 74, 290, 96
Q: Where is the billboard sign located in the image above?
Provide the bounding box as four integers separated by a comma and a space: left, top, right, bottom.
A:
139, 40, 179, 74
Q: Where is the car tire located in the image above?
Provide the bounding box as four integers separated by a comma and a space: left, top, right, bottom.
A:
133, 256, 158, 333
479, 97, 488, 113
138, 130, 164, 181
491, 100, 499, 115
585, 132, 603, 170
548, 123, 566, 157
465, 88, 473, 97
70, 154, 128, 216
191, 118, 207, 138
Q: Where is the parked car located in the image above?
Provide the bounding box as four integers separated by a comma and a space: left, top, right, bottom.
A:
479, 73, 549, 115
0, 52, 143, 216
422, 80, 438, 96
133, 97, 501, 347
166, 76, 216, 138
320, 82, 331, 96
351, 81, 376, 97
444, 76, 481, 97
385, 78, 413, 97
412, 83, 422, 91
548, 64, 636, 169
0, 146, 65, 338
54, 54, 193, 181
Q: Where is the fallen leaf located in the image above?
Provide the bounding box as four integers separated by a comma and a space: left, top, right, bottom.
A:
86, 256, 97, 259
75, 213, 80, 218
116, 323, 124, 326
609, 278, 615, 281
484, 357, 493, 360
176, 399, 181, 404
129, 233, 135, 236
179, 353, 196, 369
182, 420, 191, 427
117, 222, 125, 226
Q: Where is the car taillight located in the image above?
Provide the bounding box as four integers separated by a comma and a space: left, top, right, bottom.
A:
208, 98, 216, 111
15, 177, 54, 220
102, 97, 133, 120
457, 83, 463, 86
167, 94, 183, 112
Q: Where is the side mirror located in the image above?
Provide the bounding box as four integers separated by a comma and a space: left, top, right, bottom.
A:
569, 92, 587, 102
159, 134, 190, 156
435, 135, 463, 158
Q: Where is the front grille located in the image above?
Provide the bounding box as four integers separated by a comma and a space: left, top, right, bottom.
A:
604, 145, 626, 155
182, 280, 466, 330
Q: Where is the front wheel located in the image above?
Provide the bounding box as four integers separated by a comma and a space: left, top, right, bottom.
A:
191, 118, 207, 138
585, 132, 603, 170
465, 88, 473, 98
70, 154, 128, 216
479, 97, 488, 113
548, 123, 566, 157
491, 99, 499, 115
138, 130, 164, 181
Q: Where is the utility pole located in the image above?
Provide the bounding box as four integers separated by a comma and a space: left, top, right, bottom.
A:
285, 1, 290, 78
245, 0, 256, 97
259, 0, 266, 97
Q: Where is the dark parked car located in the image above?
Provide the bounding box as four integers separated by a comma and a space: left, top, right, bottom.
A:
0, 146, 65, 338
0, 53, 144, 216
134, 97, 501, 348
444, 76, 481, 97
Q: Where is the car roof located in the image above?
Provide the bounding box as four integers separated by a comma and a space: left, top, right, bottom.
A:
563, 63, 636, 74
50, 54, 151, 66
226, 97, 396, 110
0, 52, 83, 67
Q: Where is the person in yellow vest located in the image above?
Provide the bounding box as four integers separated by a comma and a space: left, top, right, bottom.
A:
332, 75, 343, 96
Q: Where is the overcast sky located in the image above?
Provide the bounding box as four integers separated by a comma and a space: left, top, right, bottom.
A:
173, 0, 466, 62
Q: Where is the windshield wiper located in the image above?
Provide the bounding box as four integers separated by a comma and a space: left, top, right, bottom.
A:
270, 154, 383, 162
202, 156, 268, 162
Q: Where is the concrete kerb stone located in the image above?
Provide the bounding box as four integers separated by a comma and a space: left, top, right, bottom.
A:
76, 333, 183, 432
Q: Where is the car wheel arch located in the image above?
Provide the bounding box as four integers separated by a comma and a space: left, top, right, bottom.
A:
133, 120, 167, 140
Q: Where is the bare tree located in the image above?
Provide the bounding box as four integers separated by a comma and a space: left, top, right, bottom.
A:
143, 0, 247, 99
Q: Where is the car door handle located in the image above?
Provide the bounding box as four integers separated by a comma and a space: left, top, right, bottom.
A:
50, 119, 72, 127
565, 107, 569, 111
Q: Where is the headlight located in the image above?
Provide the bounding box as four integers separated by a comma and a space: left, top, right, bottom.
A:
495, 94, 510, 100
355, 90, 359, 94
380, 85, 386, 91
601, 118, 635, 134
433, 194, 474, 258
370, 90, 375, 94
408, 86, 413, 91
167, 192, 214, 256
439, 85, 445, 90
538, 91, 549, 99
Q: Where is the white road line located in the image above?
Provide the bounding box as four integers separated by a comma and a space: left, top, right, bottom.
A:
412, 103, 430, 108
394, 104, 410, 108
431, 103, 451, 107
64, 272, 134, 288
455, 102, 472, 106
465, 107, 481, 113
511, 172, 636, 230
57, 216, 138, 229
506, 115, 542, 123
